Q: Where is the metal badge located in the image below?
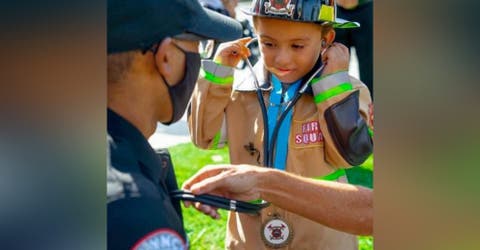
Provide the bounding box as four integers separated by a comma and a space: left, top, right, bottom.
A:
261, 214, 293, 248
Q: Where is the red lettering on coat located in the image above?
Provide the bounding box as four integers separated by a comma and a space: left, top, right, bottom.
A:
295, 135, 302, 144
295, 121, 323, 145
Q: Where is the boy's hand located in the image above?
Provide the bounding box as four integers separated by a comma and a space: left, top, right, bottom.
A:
214, 37, 253, 67
321, 42, 350, 76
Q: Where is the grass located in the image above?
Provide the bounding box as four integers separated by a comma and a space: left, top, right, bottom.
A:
169, 142, 373, 249
169, 143, 230, 249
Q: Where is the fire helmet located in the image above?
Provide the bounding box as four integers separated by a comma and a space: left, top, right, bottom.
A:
242, 0, 359, 28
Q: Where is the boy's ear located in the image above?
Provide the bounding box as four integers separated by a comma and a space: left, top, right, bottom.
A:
154, 37, 174, 78
323, 29, 336, 46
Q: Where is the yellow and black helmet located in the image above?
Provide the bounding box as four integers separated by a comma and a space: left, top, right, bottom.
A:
242, 0, 359, 28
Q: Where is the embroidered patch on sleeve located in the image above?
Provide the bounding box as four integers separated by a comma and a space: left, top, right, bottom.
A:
132, 229, 187, 250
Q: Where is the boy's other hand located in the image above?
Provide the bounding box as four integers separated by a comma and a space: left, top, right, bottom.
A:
321, 42, 350, 76
214, 37, 252, 68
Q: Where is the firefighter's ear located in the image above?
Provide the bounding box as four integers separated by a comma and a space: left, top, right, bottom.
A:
154, 37, 174, 77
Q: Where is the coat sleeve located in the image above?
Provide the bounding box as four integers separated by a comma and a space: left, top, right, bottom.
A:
188, 60, 234, 149
311, 71, 373, 167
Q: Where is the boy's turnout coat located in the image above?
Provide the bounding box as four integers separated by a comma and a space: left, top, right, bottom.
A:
189, 60, 373, 250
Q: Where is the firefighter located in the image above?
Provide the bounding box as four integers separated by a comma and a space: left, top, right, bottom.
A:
106, 0, 242, 249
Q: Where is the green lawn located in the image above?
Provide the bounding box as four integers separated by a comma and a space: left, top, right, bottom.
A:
169, 142, 373, 249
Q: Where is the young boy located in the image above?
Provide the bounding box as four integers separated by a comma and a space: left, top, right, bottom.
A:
188, 0, 373, 249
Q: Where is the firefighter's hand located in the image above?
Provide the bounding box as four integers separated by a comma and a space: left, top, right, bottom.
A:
214, 37, 252, 68
337, 0, 359, 9
321, 42, 350, 76
181, 164, 263, 219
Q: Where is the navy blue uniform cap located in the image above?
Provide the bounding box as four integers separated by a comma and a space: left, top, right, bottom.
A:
108, 0, 243, 54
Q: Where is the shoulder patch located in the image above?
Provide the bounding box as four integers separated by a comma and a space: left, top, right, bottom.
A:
132, 229, 186, 250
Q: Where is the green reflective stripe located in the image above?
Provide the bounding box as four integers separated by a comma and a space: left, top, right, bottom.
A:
368, 127, 374, 137
310, 77, 321, 85
313, 82, 352, 103
210, 131, 221, 149
248, 199, 263, 204
201, 69, 233, 85
314, 168, 346, 181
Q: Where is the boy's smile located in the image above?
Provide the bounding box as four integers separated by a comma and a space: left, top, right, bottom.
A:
254, 17, 328, 84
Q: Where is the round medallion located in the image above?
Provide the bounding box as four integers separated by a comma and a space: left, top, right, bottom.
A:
261, 216, 293, 248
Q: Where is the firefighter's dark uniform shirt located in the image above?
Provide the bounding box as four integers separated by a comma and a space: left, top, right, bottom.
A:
107, 109, 187, 250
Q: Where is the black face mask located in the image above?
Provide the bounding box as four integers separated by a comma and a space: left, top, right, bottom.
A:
158, 43, 201, 125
